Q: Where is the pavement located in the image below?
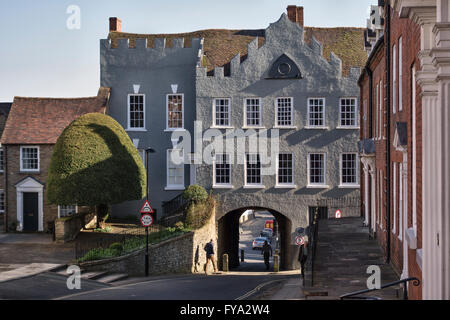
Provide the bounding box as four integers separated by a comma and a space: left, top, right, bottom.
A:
265, 217, 401, 300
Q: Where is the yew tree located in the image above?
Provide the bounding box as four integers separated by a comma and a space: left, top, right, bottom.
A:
47, 113, 146, 227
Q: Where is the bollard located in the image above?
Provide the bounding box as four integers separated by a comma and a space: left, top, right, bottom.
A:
273, 254, 279, 272
241, 249, 244, 262
223, 254, 229, 272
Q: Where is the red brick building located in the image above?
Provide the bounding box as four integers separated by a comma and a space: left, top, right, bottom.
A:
0, 88, 110, 232
358, 1, 423, 299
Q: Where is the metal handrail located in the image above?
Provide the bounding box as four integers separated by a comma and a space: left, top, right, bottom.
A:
340, 277, 421, 300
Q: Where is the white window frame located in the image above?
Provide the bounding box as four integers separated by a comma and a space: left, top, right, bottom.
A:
338, 97, 358, 129
166, 94, 185, 131
213, 153, 232, 188
212, 98, 232, 128
339, 153, 360, 188
375, 83, 379, 139
307, 153, 328, 188
0, 148, 4, 173
20, 146, 40, 172
0, 189, 5, 213
58, 205, 78, 218
165, 149, 185, 190
398, 37, 403, 112
306, 98, 327, 129
127, 94, 146, 131
243, 98, 263, 128
275, 97, 295, 128
244, 153, 265, 189
398, 163, 403, 240
411, 65, 417, 234
276, 153, 296, 188
393, 44, 397, 114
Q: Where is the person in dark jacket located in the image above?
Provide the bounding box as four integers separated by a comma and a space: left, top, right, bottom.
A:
261, 241, 272, 270
298, 239, 308, 284
204, 239, 217, 274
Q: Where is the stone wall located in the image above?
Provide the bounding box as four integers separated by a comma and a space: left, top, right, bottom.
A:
78, 207, 217, 276
54, 210, 95, 243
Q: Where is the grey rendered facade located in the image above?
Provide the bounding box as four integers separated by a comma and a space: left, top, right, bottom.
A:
195, 14, 361, 268
100, 37, 201, 217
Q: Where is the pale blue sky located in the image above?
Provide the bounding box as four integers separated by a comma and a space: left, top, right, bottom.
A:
0, 0, 375, 101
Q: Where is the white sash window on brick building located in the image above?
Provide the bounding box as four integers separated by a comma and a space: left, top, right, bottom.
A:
0, 148, 3, 172
307, 98, 325, 127
58, 205, 77, 217
20, 146, 39, 172
245, 98, 262, 127
276, 97, 293, 127
213, 98, 231, 127
128, 94, 145, 129
0, 191, 5, 213
167, 94, 184, 129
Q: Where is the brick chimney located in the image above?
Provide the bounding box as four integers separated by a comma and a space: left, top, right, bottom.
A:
109, 17, 122, 32
287, 5, 304, 28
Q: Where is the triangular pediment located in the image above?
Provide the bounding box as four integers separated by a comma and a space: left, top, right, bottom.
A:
393, 122, 407, 152
15, 176, 44, 188
267, 54, 302, 79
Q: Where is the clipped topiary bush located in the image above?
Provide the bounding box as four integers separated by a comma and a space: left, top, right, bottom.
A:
47, 113, 147, 227
182, 185, 208, 203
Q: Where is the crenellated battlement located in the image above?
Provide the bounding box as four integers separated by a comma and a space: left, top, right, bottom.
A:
102, 37, 202, 50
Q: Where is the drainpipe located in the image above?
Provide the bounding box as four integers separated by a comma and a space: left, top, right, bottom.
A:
3, 145, 7, 233
384, 2, 391, 263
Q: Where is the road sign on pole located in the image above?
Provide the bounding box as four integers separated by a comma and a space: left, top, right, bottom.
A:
295, 235, 305, 246
335, 209, 342, 219
140, 214, 153, 227
140, 200, 154, 214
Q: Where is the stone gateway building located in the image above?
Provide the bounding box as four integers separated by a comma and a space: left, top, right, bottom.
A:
103, 6, 366, 269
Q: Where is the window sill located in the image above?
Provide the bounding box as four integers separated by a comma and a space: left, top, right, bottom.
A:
242, 126, 266, 130
338, 184, 360, 189
306, 184, 329, 189
274, 184, 297, 189
336, 126, 360, 130
304, 126, 329, 130
164, 128, 186, 132
20, 170, 40, 174
243, 185, 265, 189
164, 186, 185, 191
126, 128, 147, 132
210, 126, 234, 129
212, 185, 233, 189
273, 126, 297, 130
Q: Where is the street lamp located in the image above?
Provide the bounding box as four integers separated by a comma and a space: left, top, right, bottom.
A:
144, 147, 155, 277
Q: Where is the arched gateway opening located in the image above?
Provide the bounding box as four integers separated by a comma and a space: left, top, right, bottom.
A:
218, 207, 294, 271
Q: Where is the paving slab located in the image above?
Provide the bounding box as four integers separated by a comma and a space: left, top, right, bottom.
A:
0, 263, 63, 283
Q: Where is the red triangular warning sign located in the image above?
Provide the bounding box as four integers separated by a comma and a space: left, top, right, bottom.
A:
140, 200, 154, 214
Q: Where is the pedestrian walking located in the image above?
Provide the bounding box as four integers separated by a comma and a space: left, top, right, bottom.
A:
298, 239, 308, 284
204, 239, 218, 275
261, 240, 272, 271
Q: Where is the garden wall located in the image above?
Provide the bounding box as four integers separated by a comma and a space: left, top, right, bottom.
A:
54, 210, 95, 243
78, 207, 217, 276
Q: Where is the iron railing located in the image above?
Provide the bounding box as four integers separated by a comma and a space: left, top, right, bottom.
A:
162, 193, 190, 217
340, 277, 421, 300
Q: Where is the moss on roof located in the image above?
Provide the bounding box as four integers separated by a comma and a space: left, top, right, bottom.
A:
109, 26, 366, 77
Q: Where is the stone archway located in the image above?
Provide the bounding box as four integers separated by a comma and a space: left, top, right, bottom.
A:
217, 206, 295, 271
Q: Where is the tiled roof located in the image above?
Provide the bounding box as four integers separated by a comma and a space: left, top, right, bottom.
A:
0, 87, 110, 145
108, 26, 367, 77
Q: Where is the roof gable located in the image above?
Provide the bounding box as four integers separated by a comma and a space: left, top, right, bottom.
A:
1, 87, 110, 145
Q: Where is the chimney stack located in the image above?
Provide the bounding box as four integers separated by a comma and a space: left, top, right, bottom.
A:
287, 5, 304, 28
109, 17, 122, 32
